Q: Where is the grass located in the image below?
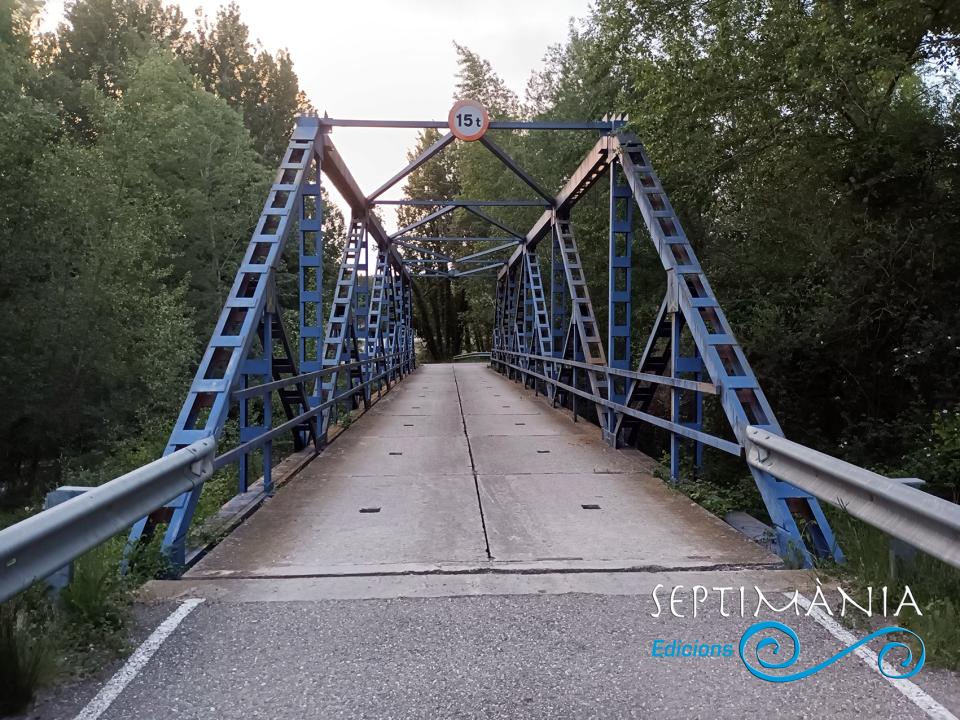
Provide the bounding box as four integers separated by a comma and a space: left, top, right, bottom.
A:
659, 455, 960, 670
827, 510, 960, 669
0, 537, 157, 715
0, 589, 58, 717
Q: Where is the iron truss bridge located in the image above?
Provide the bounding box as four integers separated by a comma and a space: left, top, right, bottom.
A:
2, 113, 958, 608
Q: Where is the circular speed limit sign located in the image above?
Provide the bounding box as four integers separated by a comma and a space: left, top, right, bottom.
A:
448, 99, 489, 141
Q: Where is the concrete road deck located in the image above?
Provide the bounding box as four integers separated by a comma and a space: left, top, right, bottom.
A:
186, 363, 778, 580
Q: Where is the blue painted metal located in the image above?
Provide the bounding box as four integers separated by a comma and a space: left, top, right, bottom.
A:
607, 159, 633, 440
375, 199, 547, 207
390, 204, 457, 239
462, 206, 524, 238
319, 216, 367, 434
127, 119, 321, 568
553, 218, 611, 429
489, 127, 842, 567
452, 263, 503, 277
614, 134, 841, 565
239, 310, 272, 494
478, 136, 553, 203
319, 118, 627, 131
398, 236, 515, 243
451, 241, 519, 263
366, 132, 455, 202
550, 230, 568, 362
364, 250, 389, 393
106, 111, 843, 577
523, 249, 555, 394
298, 145, 323, 412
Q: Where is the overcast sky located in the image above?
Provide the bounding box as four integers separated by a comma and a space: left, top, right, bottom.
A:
41, 0, 593, 228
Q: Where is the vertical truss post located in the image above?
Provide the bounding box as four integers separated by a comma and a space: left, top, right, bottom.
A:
554, 216, 611, 430
550, 228, 568, 361
352, 233, 370, 407
504, 263, 520, 380
512, 262, 527, 383
298, 147, 323, 411
389, 266, 405, 380
522, 258, 535, 386
239, 310, 272, 494
382, 264, 396, 383
607, 159, 633, 445
319, 216, 366, 436
524, 249, 554, 396
669, 312, 682, 482
616, 295, 672, 444
493, 273, 506, 370
401, 272, 415, 370
366, 250, 389, 392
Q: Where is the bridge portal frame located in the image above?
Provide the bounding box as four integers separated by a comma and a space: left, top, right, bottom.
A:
126, 113, 841, 571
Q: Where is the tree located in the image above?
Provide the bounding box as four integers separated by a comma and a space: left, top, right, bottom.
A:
185, 2, 310, 164
398, 128, 469, 361
526, 0, 960, 473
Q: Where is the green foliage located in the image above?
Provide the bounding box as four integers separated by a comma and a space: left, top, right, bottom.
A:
58, 541, 133, 664
0, 589, 58, 716
0, 0, 318, 514
830, 511, 960, 669
905, 408, 960, 500
186, 2, 310, 164
0, 538, 142, 713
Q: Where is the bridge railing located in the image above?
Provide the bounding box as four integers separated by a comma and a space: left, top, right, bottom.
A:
744, 427, 960, 569
0, 354, 412, 603
0, 441, 215, 604
451, 351, 492, 362
491, 348, 960, 570
215, 352, 409, 471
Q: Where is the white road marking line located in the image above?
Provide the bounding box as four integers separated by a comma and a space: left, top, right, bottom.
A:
794, 592, 957, 720
73, 598, 204, 720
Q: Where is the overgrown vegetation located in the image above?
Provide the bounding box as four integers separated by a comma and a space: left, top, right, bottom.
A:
0, 0, 341, 711
830, 512, 960, 670
0, 537, 167, 715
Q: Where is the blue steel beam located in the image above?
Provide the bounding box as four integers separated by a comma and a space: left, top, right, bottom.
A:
612, 133, 841, 566
463, 205, 525, 238
390, 204, 457, 239
375, 199, 548, 207
479, 136, 554, 203
400, 236, 514, 243
365, 132, 455, 202
499, 136, 615, 279
455, 263, 504, 277
319, 118, 626, 131
606, 158, 633, 440
451, 241, 519, 263
394, 240, 452, 261
126, 122, 321, 568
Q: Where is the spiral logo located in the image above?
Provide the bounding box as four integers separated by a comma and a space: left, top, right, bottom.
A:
738, 621, 925, 682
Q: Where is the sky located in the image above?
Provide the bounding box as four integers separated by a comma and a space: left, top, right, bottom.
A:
40, 0, 594, 229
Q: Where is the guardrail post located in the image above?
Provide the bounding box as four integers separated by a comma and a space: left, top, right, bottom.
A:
42, 486, 92, 593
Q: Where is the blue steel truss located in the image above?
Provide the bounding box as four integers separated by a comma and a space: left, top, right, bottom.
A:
127, 118, 415, 569
123, 110, 840, 572
491, 132, 843, 568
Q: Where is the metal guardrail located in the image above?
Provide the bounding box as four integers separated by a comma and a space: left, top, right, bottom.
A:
0, 439, 216, 603
452, 352, 492, 362
745, 426, 960, 569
